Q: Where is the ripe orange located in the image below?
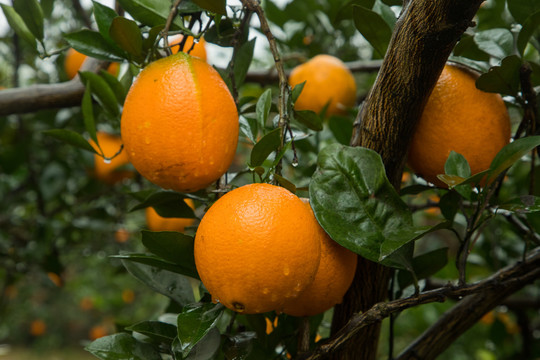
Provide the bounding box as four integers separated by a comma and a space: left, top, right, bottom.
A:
89, 131, 134, 184
64, 48, 119, 79
89, 325, 108, 340
30, 319, 46, 336
282, 199, 357, 317
169, 35, 207, 61
114, 228, 130, 243
194, 183, 321, 314
146, 198, 196, 232
121, 52, 238, 193
407, 64, 511, 187
289, 54, 357, 117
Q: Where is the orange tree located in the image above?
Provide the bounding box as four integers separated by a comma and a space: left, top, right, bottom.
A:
0, 0, 540, 359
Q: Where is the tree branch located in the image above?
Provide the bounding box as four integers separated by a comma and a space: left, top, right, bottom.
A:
332, 1, 484, 359
301, 247, 540, 360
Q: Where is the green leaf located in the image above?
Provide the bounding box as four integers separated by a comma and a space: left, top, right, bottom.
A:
234, 39, 256, 87
517, 10, 540, 56
79, 72, 119, 116
222, 331, 257, 360
121, 259, 196, 305
126, 321, 178, 344
291, 81, 305, 103
130, 191, 195, 218
328, 116, 353, 145
476, 55, 522, 97
117, 0, 184, 30
273, 174, 296, 194
114, 253, 199, 279
141, 231, 197, 276
294, 110, 323, 131
352, 5, 392, 58
43, 129, 97, 154
182, 327, 221, 360
109, 17, 144, 61
64, 29, 125, 62
487, 136, 540, 182
1, 4, 36, 47
143, 25, 164, 52
474, 28, 513, 60
309, 144, 415, 268
439, 190, 461, 221
334, 0, 375, 23
13, 0, 44, 42
85, 333, 162, 360
82, 85, 98, 145
239, 116, 258, 143
498, 195, 540, 213
256, 88, 272, 130
508, 0, 540, 25
250, 128, 282, 167
93, 1, 118, 42
397, 247, 449, 289
192, 0, 226, 15
204, 18, 236, 47
175, 303, 223, 358
444, 151, 472, 199
100, 70, 128, 105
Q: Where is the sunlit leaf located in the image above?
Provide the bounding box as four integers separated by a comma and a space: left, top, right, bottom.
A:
250, 128, 282, 167
175, 303, 223, 358
141, 231, 197, 277
474, 28, 513, 59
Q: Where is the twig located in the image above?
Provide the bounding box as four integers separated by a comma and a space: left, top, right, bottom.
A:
241, 0, 289, 176
162, 0, 183, 53
300, 246, 540, 360
298, 317, 311, 355
227, 6, 254, 102
518, 62, 538, 195
72, 0, 93, 29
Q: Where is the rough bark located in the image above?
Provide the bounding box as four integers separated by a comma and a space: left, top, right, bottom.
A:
330, 1, 484, 359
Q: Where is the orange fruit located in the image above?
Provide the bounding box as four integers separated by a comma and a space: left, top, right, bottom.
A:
64, 48, 119, 79
89, 132, 134, 184
194, 183, 321, 314
146, 198, 196, 232
282, 199, 357, 317
114, 228, 130, 243
121, 289, 135, 304
121, 52, 238, 193
89, 325, 108, 340
170, 35, 207, 61
407, 64, 511, 187
289, 54, 357, 117
30, 320, 46, 336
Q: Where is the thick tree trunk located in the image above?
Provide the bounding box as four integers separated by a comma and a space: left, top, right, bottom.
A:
330, 1, 483, 359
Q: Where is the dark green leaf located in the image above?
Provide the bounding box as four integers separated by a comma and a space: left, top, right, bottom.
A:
476, 55, 522, 96
114, 253, 199, 279
256, 88, 272, 130
352, 5, 392, 58
13, 0, 43, 42
498, 195, 540, 213
100, 70, 128, 104
117, 0, 184, 30
130, 191, 195, 218
234, 39, 256, 87
43, 129, 97, 154
141, 230, 197, 275
328, 116, 353, 145
175, 303, 223, 358
239, 116, 258, 143
121, 259, 196, 305
109, 17, 144, 61
92, 1, 118, 42
517, 10, 540, 56
309, 144, 415, 268
373, 0, 396, 29
184, 327, 221, 360
64, 29, 125, 62
82, 85, 97, 145
334, 0, 375, 23
192, 0, 226, 15
126, 321, 178, 344
250, 128, 282, 167
222, 332, 257, 360
294, 110, 323, 131
204, 19, 236, 47
143, 25, 164, 52
1, 4, 36, 46
291, 81, 305, 103
85, 333, 162, 360
487, 136, 540, 182
508, 0, 540, 24
439, 190, 461, 221
400, 184, 433, 196
397, 248, 449, 289
79, 72, 119, 116
474, 28, 513, 59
